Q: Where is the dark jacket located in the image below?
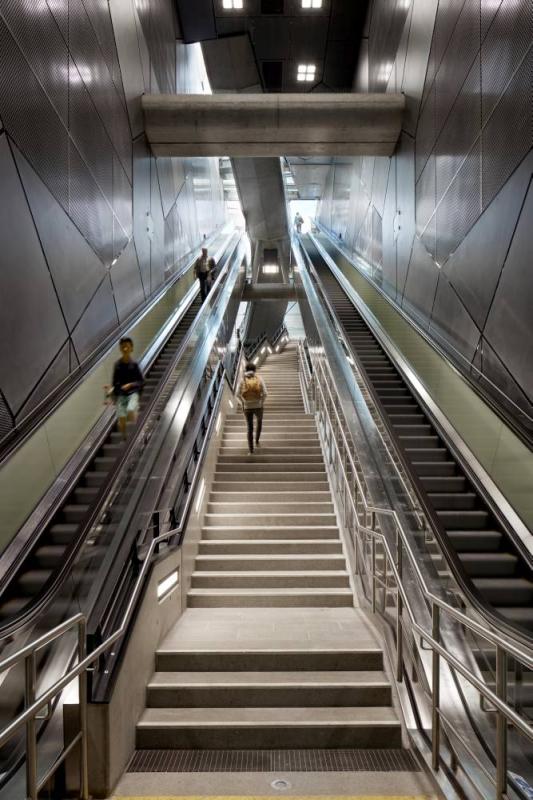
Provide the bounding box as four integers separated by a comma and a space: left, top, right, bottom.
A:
112, 360, 144, 397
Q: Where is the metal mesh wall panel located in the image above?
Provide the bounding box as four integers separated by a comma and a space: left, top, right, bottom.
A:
415, 83, 436, 180
0, 17, 69, 209
481, 49, 533, 210
0, 0, 69, 125
435, 55, 480, 203
69, 143, 114, 266
436, 140, 481, 265
481, 0, 533, 124
68, 58, 114, 202
0, 391, 15, 441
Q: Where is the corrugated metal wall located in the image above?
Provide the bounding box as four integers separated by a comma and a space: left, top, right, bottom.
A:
318, 0, 533, 428
0, 0, 225, 428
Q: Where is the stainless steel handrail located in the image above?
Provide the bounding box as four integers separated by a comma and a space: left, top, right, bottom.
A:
298, 339, 533, 799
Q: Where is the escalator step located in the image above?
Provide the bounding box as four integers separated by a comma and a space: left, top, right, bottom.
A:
63, 505, 89, 523
427, 493, 477, 510
459, 552, 519, 577
447, 530, 502, 551
405, 448, 448, 461
85, 471, 108, 488
33, 545, 67, 568
438, 510, 490, 529
48, 524, 79, 544
420, 476, 466, 492
412, 462, 457, 476
19, 569, 53, 594
497, 607, 533, 631
473, 578, 533, 606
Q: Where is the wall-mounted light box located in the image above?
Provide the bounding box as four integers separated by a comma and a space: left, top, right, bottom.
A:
222, 0, 243, 8
297, 64, 316, 82
301, 0, 323, 7
157, 570, 179, 600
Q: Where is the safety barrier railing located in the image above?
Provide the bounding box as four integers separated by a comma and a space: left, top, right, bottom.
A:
298, 340, 533, 800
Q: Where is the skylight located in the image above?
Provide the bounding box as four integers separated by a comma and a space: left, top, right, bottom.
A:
297, 64, 316, 82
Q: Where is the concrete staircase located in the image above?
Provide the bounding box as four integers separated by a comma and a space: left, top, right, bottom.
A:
137, 343, 402, 751
189, 345, 352, 609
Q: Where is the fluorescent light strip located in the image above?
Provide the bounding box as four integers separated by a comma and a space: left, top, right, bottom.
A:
157, 571, 179, 599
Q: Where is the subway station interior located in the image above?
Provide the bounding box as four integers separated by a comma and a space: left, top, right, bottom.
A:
0, 1, 532, 799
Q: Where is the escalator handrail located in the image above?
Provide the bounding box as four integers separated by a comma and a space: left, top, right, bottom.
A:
304, 232, 533, 647
296, 236, 533, 657
0, 233, 243, 642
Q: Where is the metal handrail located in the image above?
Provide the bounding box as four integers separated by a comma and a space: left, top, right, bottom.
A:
299, 341, 533, 799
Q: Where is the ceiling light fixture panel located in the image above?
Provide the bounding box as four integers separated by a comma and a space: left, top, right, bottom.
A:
301, 0, 323, 7
297, 63, 317, 82
222, 0, 243, 9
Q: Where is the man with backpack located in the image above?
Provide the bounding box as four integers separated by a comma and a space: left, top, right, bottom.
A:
238, 362, 268, 455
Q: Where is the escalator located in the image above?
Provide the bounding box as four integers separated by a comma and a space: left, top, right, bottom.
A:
302, 236, 533, 637
0, 243, 236, 629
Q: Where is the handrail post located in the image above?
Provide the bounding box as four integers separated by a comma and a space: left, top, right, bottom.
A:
396, 528, 403, 683
25, 652, 38, 800
78, 619, 89, 800
496, 645, 508, 799
432, 603, 440, 771
371, 536, 377, 613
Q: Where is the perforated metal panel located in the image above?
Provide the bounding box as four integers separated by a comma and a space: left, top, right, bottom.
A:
68, 143, 113, 266
0, 391, 15, 441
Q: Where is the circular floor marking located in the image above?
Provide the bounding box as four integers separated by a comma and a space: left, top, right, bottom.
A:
271, 779, 292, 791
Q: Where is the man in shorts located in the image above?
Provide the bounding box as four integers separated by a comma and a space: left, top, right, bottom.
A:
112, 337, 144, 440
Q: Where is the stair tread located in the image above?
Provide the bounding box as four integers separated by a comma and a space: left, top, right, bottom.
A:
188, 588, 352, 596
138, 706, 399, 726
148, 671, 389, 688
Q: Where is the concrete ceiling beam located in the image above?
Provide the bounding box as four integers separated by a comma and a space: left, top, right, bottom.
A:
142, 93, 405, 157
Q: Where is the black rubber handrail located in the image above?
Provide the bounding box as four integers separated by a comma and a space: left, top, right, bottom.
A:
0, 235, 242, 642
301, 238, 533, 650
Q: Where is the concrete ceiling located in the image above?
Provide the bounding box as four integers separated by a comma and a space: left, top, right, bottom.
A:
175, 0, 370, 93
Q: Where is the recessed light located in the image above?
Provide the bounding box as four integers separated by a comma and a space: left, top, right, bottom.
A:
302, 0, 322, 7
297, 64, 316, 82
222, 0, 243, 8
262, 264, 280, 274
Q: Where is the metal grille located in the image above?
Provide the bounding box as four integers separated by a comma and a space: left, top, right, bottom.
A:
128, 748, 420, 773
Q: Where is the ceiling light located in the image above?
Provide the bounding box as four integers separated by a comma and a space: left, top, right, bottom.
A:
222, 0, 243, 8
262, 264, 280, 274
297, 64, 316, 82
302, 0, 322, 7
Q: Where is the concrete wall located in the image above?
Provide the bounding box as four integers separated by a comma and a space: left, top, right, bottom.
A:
318, 0, 533, 431
0, 1, 225, 438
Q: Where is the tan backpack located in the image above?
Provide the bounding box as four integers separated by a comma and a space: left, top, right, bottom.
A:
241, 375, 262, 401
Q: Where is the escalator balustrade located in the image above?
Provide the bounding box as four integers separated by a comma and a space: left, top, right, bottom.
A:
309, 250, 533, 635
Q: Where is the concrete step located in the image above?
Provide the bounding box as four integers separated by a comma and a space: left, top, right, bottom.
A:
147, 671, 391, 707
155, 649, 384, 672
136, 706, 401, 749
209, 491, 332, 503
217, 454, 324, 464
195, 554, 346, 570
203, 513, 338, 527
198, 539, 343, 555
211, 482, 330, 493
187, 588, 354, 608
202, 527, 341, 540
191, 571, 350, 589
206, 502, 334, 514
216, 463, 326, 473
214, 471, 326, 481
219, 447, 322, 456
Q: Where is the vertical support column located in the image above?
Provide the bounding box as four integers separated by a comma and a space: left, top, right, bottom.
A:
432, 604, 440, 771
496, 646, 508, 799
396, 528, 403, 683
78, 618, 89, 800
25, 653, 38, 800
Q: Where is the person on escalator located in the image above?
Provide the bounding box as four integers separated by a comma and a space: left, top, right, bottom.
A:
238, 362, 268, 455
110, 337, 144, 440
194, 247, 216, 302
